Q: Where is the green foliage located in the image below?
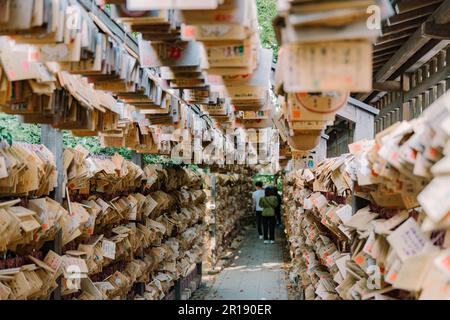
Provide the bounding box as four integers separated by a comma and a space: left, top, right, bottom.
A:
253, 174, 283, 191
143, 154, 172, 165
0, 127, 12, 146
0, 113, 133, 159
62, 131, 100, 151
0, 113, 200, 165
0, 113, 41, 144
256, 0, 279, 62
100, 147, 133, 159
62, 131, 133, 159
142, 154, 201, 170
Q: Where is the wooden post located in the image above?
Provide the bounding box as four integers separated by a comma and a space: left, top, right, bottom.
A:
210, 173, 218, 268
401, 74, 411, 121
174, 280, 181, 300
41, 125, 64, 203
131, 151, 143, 168
196, 262, 203, 288
196, 263, 202, 276
41, 125, 63, 300
130, 150, 145, 296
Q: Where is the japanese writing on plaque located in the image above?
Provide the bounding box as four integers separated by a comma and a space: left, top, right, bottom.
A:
285, 41, 372, 92
387, 218, 432, 261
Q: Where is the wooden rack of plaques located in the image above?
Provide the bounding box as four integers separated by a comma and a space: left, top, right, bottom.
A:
0, 125, 60, 299
76, 0, 214, 129
0, 1, 213, 300
0, 125, 203, 300
0, 125, 65, 299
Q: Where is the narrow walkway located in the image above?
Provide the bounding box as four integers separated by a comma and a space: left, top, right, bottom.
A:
205, 227, 289, 300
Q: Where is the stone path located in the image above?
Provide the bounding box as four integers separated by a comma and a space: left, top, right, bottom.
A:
204, 227, 289, 300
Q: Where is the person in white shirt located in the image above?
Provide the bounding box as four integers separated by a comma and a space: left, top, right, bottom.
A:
252, 181, 265, 239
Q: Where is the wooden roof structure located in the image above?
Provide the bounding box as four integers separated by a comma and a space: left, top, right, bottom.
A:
357, 0, 450, 132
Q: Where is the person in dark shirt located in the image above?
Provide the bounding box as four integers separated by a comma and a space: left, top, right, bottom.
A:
259, 186, 279, 244
274, 186, 282, 226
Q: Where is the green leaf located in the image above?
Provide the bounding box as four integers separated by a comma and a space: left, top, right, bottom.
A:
256, 0, 279, 62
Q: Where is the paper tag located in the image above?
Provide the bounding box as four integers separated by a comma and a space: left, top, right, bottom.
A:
387, 218, 434, 261
418, 176, 450, 223
62, 256, 88, 274
381, 210, 410, 232
146, 196, 158, 216
394, 253, 438, 291
101, 240, 116, 260
284, 41, 372, 92
336, 204, 353, 224
434, 251, 450, 279
0, 282, 11, 300
385, 259, 402, 284
345, 206, 377, 229
303, 198, 313, 210
335, 254, 350, 278
96, 198, 110, 212
9, 272, 32, 299
0, 156, 7, 179
94, 281, 115, 291
363, 231, 377, 257
0, 208, 12, 233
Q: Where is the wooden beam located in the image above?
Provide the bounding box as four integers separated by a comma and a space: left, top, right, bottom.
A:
373, 58, 391, 67
373, 41, 402, 53
404, 61, 450, 102
373, 81, 402, 91
404, 39, 449, 73
375, 54, 450, 118
382, 16, 427, 36
375, 26, 430, 82
370, 91, 388, 104
361, 0, 450, 103
402, 73, 411, 92
377, 96, 403, 119
373, 48, 398, 59
375, 30, 414, 45
396, 0, 443, 14
401, 74, 411, 120
377, 0, 450, 82
373, 54, 392, 63
388, 3, 441, 26
422, 21, 450, 39
434, 0, 450, 23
